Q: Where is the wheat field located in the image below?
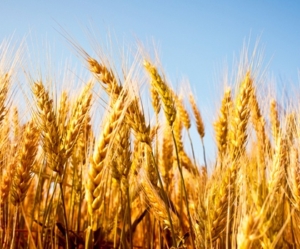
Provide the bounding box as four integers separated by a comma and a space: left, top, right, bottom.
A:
0, 37, 299, 249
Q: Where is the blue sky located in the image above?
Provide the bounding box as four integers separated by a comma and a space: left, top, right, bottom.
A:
1, 1, 300, 166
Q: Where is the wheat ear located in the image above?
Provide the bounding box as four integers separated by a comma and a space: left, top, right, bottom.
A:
11, 120, 39, 205
62, 82, 93, 160
144, 60, 176, 126
229, 71, 253, 159
86, 95, 126, 229
32, 81, 62, 172
189, 92, 207, 170
214, 88, 232, 160
87, 57, 122, 101
0, 73, 10, 124
270, 99, 280, 144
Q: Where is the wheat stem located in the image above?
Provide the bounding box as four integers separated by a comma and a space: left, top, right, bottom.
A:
171, 130, 196, 249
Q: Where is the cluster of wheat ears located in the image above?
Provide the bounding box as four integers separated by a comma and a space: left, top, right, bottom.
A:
0, 37, 299, 249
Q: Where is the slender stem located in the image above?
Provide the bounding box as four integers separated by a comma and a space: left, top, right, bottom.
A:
150, 217, 154, 249
76, 165, 83, 247
2, 202, 9, 248
27, 163, 45, 249
290, 206, 296, 246
187, 131, 197, 167
126, 183, 132, 249
10, 206, 19, 249
119, 193, 129, 249
171, 130, 196, 249
119, 181, 132, 249
113, 209, 118, 248
21, 204, 37, 249
147, 143, 177, 247
85, 226, 93, 249
69, 167, 76, 228
59, 181, 70, 249
201, 137, 208, 170
41, 174, 59, 248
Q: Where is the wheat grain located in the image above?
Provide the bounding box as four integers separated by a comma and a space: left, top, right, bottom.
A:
11, 120, 39, 205
144, 60, 176, 126
229, 71, 253, 159
214, 88, 232, 159
189, 93, 205, 139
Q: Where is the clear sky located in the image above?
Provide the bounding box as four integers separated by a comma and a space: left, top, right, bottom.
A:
1, 1, 300, 166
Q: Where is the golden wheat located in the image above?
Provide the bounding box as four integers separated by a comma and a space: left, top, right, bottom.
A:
0, 37, 299, 249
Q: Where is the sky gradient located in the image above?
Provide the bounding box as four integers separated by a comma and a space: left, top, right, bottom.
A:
1, 1, 300, 166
